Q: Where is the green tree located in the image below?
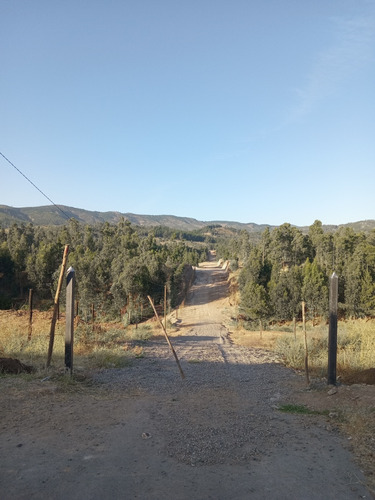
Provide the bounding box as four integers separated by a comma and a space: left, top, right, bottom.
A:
0, 242, 15, 307
360, 269, 375, 316
7, 223, 33, 297
26, 241, 62, 297
269, 265, 302, 321
240, 282, 270, 323
302, 259, 328, 320
308, 220, 334, 273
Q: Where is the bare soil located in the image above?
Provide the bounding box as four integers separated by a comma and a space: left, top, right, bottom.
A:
0, 258, 374, 499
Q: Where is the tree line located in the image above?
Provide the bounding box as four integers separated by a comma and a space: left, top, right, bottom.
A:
0, 219, 208, 320
2, 218, 374, 324
216, 220, 375, 324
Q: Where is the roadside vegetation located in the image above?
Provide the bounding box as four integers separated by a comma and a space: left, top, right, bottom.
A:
0, 218, 208, 316
232, 319, 375, 384
216, 220, 375, 382
0, 309, 159, 376
217, 221, 375, 324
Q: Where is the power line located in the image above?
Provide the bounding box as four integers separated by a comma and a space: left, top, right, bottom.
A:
0, 151, 71, 221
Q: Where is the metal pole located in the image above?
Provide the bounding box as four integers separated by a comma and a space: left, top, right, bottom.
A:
65, 266, 75, 375
328, 272, 338, 385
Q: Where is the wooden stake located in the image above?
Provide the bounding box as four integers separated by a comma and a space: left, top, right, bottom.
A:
47, 245, 69, 367
128, 293, 132, 325
147, 295, 185, 379
27, 289, 33, 341
302, 301, 310, 385
164, 284, 167, 331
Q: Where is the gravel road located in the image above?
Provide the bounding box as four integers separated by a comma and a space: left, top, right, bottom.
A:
0, 260, 372, 499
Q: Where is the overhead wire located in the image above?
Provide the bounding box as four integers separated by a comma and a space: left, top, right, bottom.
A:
0, 151, 72, 221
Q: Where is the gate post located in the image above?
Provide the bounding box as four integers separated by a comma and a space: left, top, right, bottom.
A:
328, 272, 338, 385
65, 267, 75, 375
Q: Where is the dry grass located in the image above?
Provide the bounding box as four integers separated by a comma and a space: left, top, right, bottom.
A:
231, 328, 288, 351
0, 309, 157, 376
275, 319, 375, 382
232, 318, 375, 383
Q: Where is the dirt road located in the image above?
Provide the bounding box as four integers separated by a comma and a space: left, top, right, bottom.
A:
0, 260, 372, 499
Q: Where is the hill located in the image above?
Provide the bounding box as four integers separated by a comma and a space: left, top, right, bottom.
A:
0, 205, 275, 232
0, 204, 374, 233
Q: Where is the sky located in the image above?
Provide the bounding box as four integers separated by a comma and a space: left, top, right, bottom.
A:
1, 0, 374, 227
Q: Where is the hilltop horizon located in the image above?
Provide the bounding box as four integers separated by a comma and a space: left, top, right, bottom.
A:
1, 204, 374, 233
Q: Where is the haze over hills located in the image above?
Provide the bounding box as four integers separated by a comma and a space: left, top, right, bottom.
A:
0, 204, 374, 233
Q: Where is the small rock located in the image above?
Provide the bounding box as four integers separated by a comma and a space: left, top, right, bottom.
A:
142, 432, 151, 439
327, 387, 337, 396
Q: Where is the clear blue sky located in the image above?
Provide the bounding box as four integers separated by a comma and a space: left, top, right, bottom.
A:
1, 0, 374, 226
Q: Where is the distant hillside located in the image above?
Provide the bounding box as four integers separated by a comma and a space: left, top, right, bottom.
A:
0, 205, 275, 232
0, 204, 374, 233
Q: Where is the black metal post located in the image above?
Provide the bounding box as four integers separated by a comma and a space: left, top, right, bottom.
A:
65, 266, 75, 375
328, 272, 338, 385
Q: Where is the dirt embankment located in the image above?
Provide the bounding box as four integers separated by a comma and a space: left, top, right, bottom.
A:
0, 259, 374, 499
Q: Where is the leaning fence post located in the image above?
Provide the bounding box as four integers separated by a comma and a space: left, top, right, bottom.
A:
328, 272, 338, 385
65, 266, 75, 375
147, 295, 185, 379
164, 284, 167, 331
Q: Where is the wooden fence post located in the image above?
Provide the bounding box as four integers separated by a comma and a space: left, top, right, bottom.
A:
47, 245, 69, 368
164, 284, 167, 331
302, 301, 310, 385
27, 289, 33, 341
147, 295, 185, 379
328, 272, 338, 385
65, 266, 75, 375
